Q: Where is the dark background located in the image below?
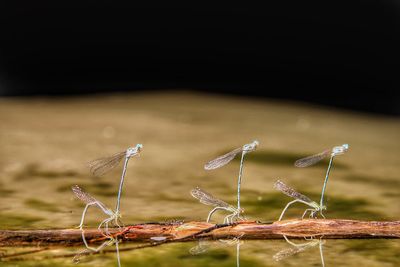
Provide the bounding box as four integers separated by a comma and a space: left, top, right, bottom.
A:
1, 2, 399, 115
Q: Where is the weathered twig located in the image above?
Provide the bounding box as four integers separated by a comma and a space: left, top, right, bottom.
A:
1, 219, 399, 246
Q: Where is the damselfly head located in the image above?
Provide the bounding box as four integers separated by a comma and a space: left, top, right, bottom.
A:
136, 143, 143, 150
252, 140, 260, 147
243, 140, 259, 152
126, 144, 143, 158
331, 143, 349, 156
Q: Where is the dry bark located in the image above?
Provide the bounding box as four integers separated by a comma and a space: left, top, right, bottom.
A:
1, 219, 399, 246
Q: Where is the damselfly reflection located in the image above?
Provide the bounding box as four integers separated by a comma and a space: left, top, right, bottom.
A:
191, 187, 244, 223
73, 236, 121, 267
295, 144, 349, 212
88, 144, 142, 216
273, 236, 325, 267
71, 184, 124, 257
190, 234, 244, 267
204, 140, 259, 213
72, 185, 121, 234
274, 180, 326, 220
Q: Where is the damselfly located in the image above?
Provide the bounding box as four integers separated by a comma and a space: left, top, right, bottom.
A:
295, 144, 349, 210
204, 140, 259, 212
274, 180, 326, 220
190, 187, 244, 224
88, 144, 142, 216
72, 185, 121, 239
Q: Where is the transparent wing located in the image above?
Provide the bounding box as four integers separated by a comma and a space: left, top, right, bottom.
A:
204, 147, 243, 170
189, 241, 209, 255
273, 246, 306, 261
274, 180, 314, 204
71, 185, 98, 204
218, 233, 244, 246
273, 240, 319, 261
71, 185, 108, 211
191, 187, 231, 208
294, 149, 330, 167
88, 151, 126, 176
72, 248, 91, 264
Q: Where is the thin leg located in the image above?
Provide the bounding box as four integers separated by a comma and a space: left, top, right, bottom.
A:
284, 235, 315, 247
98, 217, 113, 237
302, 209, 314, 219
231, 212, 245, 223
223, 214, 230, 224
310, 210, 316, 219
105, 220, 110, 236
81, 229, 105, 251
283, 235, 302, 247
104, 217, 114, 236
223, 212, 236, 224
278, 200, 300, 221
225, 213, 235, 224
237, 214, 246, 221
78, 203, 93, 229
114, 217, 121, 229
79, 201, 112, 229
207, 207, 226, 222
117, 217, 124, 228
226, 213, 236, 224
98, 217, 110, 231
81, 229, 91, 250
319, 210, 326, 219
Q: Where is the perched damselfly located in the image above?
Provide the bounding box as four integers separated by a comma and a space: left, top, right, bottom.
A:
295, 144, 349, 210
274, 180, 326, 220
72, 185, 122, 251
204, 140, 259, 212
88, 144, 142, 216
191, 187, 243, 224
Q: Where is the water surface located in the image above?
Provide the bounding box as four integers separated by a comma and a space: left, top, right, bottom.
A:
0, 92, 399, 266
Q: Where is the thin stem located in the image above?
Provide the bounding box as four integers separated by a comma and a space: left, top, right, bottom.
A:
237, 152, 246, 210
319, 240, 325, 267
115, 156, 129, 214
319, 155, 334, 208
116, 240, 121, 267
236, 242, 240, 267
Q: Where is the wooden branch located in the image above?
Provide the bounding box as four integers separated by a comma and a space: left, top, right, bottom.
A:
1, 219, 399, 246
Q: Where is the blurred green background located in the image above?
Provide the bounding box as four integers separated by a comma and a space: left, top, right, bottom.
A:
0, 92, 399, 266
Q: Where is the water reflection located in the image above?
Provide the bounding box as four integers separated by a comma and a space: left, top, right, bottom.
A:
1, 238, 400, 266
190, 234, 244, 267
73, 236, 121, 267
273, 236, 325, 267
